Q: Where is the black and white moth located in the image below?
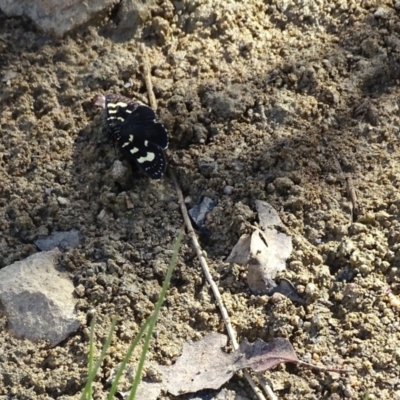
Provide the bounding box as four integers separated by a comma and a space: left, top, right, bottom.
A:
95, 93, 168, 180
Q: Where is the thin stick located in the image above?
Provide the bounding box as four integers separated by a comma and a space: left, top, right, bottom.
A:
333, 157, 359, 220
296, 360, 352, 373
171, 171, 274, 400
140, 45, 275, 400
139, 44, 157, 110
171, 173, 238, 345
131, 91, 149, 105
345, 175, 359, 218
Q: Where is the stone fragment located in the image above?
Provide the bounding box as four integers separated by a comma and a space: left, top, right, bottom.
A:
0, 249, 80, 347
35, 230, 81, 251
0, 0, 116, 36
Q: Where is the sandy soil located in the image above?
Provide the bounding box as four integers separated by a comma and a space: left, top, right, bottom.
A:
1, 1, 400, 399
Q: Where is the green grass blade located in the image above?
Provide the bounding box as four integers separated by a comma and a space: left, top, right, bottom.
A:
107, 317, 152, 400
87, 317, 95, 400
128, 229, 184, 400
80, 316, 118, 400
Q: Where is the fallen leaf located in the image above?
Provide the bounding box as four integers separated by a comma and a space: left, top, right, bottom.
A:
248, 227, 290, 293
227, 200, 293, 295
157, 333, 234, 396
157, 333, 348, 396
255, 199, 285, 229
226, 233, 251, 265
118, 381, 163, 400
235, 337, 299, 371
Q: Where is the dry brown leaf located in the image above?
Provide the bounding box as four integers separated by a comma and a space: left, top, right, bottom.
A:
255, 199, 284, 229
157, 333, 234, 396
156, 333, 346, 396
118, 381, 163, 400
227, 200, 292, 294
235, 337, 298, 371
226, 233, 251, 265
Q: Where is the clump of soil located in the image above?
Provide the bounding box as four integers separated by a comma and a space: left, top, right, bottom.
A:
1, 1, 400, 399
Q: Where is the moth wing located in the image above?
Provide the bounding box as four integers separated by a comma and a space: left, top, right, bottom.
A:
119, 135, 167, 180
120, 112, 168, 150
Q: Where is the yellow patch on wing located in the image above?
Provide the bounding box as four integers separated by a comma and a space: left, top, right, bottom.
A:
137, 152, 155, 163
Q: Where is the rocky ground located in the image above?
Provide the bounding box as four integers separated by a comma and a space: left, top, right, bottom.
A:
1, 0, 400, 399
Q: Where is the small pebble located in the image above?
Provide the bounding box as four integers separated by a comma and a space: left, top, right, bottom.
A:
309, 379, 320, 389
75, 284, 85, 297
305, 282, 316, 296
326, 174, 337, 183
266, 183, 275, 193
111, 160, 127, 179
359, 264, 372, 274
290, 315, 300, 327
270, 292, 286, 303
124, 79, 133, 88
57, 196, 69, 206
389, 294, 400, 309
374, 7, 390, 18
224, 185, 234, 195
125, 195, 134, 209
97, 209, 107, 221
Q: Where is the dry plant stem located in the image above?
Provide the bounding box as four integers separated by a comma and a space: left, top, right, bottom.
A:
171, 171, 274, 400
257, 375, 278, 400
170, 173, 237, 343
140, 43, 275, 400
296, 360, 352, 374
139, 43, 157, 110
333, 156, 359, 220
244, 371, 276, 400
345, 175, 359, 217
131, 91, 149, 105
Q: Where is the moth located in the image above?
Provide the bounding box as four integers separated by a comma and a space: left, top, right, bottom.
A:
94, 93, 168, 180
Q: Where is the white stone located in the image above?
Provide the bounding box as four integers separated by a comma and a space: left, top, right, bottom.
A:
0, 249, 80, 347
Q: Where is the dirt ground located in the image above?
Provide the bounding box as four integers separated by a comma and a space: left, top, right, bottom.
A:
1, 0, 400, 399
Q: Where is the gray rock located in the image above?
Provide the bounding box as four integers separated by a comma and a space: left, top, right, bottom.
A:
35, 230, 81, 251
188, 197, 217, 229
0, 0, 116, 36
0, 249, 80, 347
111, 160, 128, 180
114, 0, 157, 40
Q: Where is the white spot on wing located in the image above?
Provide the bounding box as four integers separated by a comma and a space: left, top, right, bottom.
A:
107, 101, 129, 108
144, 140, 148, 146
137, 152, 155, 163
130, 147, 139, 154
122, 135, 134, 147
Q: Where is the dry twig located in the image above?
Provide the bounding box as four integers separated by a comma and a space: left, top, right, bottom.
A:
139, 43, 157, 110
345, 174, 359, 218
170, 172, 275, 400
131, 91, 149, 105
334, 156, 359, 220
140, 44, 277, 400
